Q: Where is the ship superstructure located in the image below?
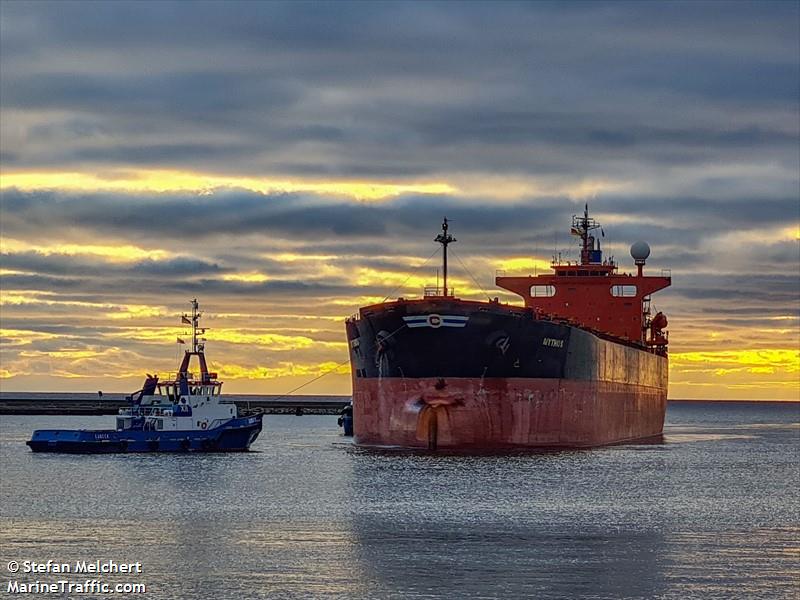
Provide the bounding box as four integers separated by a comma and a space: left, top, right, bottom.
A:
496, 205, 671, 348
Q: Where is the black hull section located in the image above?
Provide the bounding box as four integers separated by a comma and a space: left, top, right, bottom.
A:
346, 299, 666, 388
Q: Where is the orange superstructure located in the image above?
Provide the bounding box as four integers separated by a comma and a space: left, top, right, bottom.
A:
496, 205, 671, 349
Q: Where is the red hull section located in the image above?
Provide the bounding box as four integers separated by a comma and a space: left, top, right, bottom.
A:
353, 377, 666, 449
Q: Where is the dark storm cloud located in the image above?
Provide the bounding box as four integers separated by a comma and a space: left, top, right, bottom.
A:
1, 252, 226, 278
414, 110, 797, 151
3, 71, 299, 114
1, 1, 797, 183
669, 274, 800, 304
72, 143, 261, 165
2, 188, 796, 255
0, 269, 363, 300
0, 273, 86, 290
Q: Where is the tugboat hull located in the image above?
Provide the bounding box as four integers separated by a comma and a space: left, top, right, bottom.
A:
27, 415, 263, 453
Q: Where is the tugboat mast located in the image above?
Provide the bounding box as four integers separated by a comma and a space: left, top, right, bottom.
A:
179, 299, 210, 379
190, 298, 200, 353
434, 217, 456, 296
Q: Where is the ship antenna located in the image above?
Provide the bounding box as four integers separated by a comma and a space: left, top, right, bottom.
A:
434, 217, 456, 296
581, 203, 590, 264
572, 203, 601, 265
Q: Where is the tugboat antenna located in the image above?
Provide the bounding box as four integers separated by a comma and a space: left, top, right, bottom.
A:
434, 217, 456, 296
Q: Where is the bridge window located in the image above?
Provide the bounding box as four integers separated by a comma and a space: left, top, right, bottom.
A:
611, 285, 637, 297
530, 285, 556, 297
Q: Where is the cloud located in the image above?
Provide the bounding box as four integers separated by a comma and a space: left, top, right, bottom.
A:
1, 2, 797, 190
1, 1, 798, 396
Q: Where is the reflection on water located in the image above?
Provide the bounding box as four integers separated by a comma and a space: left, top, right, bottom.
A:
665, 433, 757, 443
1, 402, 798, 599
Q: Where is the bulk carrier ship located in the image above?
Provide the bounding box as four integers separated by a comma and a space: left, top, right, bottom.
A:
345, 206, 671, 449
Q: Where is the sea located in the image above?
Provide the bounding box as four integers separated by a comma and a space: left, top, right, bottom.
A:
0, 400, 797, 600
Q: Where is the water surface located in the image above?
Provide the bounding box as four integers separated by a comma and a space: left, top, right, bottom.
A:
1, 401, 797, 599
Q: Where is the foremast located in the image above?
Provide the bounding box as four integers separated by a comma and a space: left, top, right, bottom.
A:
434, 217, 456, 297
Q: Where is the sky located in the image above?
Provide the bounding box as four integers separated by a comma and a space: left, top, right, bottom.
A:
0, 1, 798, 400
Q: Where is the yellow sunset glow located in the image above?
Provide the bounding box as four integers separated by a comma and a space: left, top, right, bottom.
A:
0, 169, 640, 202
1, 238, 171, 262
669, 348, 800, 399
100, 327, 347, 351
0, 294, 167, 320
354, 267, 434, 289
0, 170, 457, 201
271, 253, 339, 262
671, 349, 800, 375
498, 257, 554, 274
221, 272, 270, 283
217, 361, 350, 380
18, 348, 110, 360
1, 328, 62, 347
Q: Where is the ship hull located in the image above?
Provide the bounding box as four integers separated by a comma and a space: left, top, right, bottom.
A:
347, 299, 667, 449
353, 377, 665, 449
26, 415, 263, 453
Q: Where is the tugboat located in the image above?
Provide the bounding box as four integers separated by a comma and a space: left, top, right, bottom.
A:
27, 300, 263, 453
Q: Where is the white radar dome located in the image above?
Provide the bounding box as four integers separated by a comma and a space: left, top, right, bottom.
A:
630, 241, 651, 261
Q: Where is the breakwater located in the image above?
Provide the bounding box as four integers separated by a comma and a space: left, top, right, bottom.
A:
0, 393, 350, 416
